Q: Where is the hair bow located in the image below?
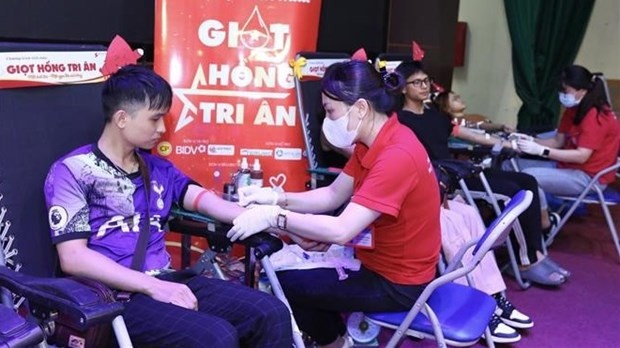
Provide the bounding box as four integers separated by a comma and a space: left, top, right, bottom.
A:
432, 81, 445, 94
100, 35, 144, 76
412, 41, 425, 61
289, 57, 307, 79
351, 48, 368, 62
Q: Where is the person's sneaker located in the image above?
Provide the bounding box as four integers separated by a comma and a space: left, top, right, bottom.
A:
543, 211, 561, 239
549, 211, 560, 227
485, 314, 521, 343
494, 293, 534, 329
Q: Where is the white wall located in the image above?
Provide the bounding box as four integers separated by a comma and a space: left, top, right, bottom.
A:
452, 0, 620, 127
575, 1, 620, 77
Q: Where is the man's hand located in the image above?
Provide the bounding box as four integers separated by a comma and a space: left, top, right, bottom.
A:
517, 139, 547, 156
147, 279, 198, 310
237, 186, 279, 207
227, 205, 281, 242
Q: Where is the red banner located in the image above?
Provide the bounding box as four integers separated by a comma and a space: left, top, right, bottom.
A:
154, 0, 322, 265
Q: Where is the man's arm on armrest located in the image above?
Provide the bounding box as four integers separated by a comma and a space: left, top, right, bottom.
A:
57, 239, 197, 310
183, 184, 245, 223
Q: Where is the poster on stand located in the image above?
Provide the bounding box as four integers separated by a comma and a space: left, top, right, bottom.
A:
154, 0, 322, 194
154, 0, 323, 263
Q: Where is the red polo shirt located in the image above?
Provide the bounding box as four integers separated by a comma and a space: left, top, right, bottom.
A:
557, 107, 620, 184
343, 115, 441, 285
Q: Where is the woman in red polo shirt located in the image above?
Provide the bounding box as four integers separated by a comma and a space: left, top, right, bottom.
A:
515, 65, 620, 204
227, 59, 441, 348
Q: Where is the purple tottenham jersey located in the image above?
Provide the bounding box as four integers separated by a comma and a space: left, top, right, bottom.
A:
44, 144, 193, 271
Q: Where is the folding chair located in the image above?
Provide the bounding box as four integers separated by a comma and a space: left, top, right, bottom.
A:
364, 190, 533, 348
292, 51, 350, 189
544, 155, 620, 261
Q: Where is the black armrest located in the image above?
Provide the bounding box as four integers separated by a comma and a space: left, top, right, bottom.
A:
0, 305, 44, 348
433, 159, 483, 181
487, 142, 520, 169
448, 143, 494, 162
169, 208, 283, 258
243, 233, 284, 259
0, 267, 123, 331
168, 218, 233, 253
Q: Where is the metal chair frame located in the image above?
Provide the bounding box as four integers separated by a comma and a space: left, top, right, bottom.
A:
366, 190, 533, 348
544, 156, 620, 262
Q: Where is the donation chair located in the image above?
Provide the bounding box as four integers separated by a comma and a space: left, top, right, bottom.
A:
365, 190, 533, 348
0, 42, 133, 347
292, 51, 350, 189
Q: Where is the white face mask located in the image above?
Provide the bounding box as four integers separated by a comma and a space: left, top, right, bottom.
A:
322, 106, 361, 149
559, 92, 581, 108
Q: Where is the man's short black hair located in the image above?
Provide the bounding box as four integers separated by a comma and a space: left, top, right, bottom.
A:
394, 60, 426, 81
101, 64, 173, 122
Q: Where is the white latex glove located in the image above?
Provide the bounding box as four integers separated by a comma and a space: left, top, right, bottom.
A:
227, 205, 282, 242
237, 186, 279, 207
517, 139, 547, 156
509, 132, 534, 142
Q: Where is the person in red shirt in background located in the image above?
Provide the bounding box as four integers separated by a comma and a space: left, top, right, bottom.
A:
227, 59, 441, 348
514, 65, 620, 208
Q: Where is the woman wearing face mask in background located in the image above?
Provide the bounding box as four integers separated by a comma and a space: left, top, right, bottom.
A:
227, 59, 442, 348
514, 65, 620, 203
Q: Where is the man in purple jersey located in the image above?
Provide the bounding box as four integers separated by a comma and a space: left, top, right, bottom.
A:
44, 65, 292, 347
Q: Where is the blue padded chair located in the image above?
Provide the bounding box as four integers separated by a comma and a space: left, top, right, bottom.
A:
545, 155, 620, 262
364, 190, 533, 348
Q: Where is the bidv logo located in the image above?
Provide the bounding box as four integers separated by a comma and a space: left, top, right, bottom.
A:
175, 144, 208, 155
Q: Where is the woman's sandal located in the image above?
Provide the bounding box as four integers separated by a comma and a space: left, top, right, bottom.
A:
519, 260, 566, 286
538, 253, 571, 278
